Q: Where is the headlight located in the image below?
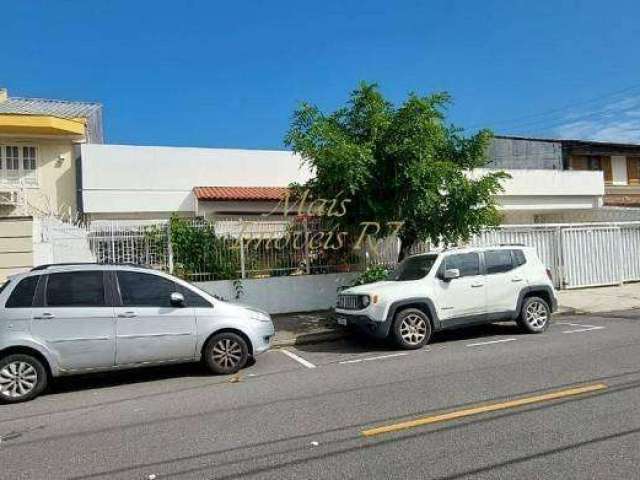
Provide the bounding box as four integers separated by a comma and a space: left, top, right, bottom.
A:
247, 308, 271, 323
360, 295, 371, 308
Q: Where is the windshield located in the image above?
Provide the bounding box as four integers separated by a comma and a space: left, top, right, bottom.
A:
388, 254, 439, 281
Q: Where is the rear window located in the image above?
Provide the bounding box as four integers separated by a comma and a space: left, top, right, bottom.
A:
6, 276, 39, 308
46, 271, 106, 307
485, 250, 515, 274
513, 249, 526, 267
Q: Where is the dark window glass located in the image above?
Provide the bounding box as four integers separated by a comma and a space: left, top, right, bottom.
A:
513, 250, 526, 267
6, 276, 39, 308
485, 250, 515, 274
117, 272, 181, 307
181, 286, 212, 308
445, 253, 480, 277
0, 280, 10, 295
46, 271, 105, 307
389, 254, 439, 281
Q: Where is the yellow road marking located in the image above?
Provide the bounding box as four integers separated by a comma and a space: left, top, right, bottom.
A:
361, 383, 607, 437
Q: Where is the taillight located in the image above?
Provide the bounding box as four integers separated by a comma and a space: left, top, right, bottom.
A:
546, 268, 553, 282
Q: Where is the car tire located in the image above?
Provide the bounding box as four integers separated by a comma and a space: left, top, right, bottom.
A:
0, 354, 48, 404
518, 296, 551, 334
392, 308, 432, 350
203, 332, 249, 375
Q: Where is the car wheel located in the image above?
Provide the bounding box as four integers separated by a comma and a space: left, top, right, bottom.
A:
518, 296, 550, 333
204, 333, 249, 375
0, 354, 48, 404
393, 308, 432, 350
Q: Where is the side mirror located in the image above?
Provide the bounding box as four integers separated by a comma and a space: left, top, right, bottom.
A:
170, 292, 185, 307
443, 269, 460, 281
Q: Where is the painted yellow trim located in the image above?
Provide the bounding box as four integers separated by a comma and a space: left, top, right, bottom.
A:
361, 383, 607, 437
0, 114, 85, 136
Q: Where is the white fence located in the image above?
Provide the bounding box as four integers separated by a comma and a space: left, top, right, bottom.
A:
34, 218, 640, 290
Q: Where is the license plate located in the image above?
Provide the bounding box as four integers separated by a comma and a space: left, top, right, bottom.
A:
337, 316, 348, 326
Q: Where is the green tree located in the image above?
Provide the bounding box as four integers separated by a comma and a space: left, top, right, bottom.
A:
285, 82, 509, 261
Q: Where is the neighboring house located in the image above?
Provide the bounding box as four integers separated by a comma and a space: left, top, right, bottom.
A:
0, 87, 103, 219
489, 135, 640, 220
79, 144, 311, 221
79, 142, 604, 225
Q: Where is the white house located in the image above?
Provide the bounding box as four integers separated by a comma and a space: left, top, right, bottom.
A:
79, 143, 605, 224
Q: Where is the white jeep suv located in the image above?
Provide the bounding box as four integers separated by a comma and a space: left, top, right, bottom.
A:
336, 246, 557, 349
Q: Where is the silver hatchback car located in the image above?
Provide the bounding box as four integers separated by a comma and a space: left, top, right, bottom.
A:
0, 263, 275, 403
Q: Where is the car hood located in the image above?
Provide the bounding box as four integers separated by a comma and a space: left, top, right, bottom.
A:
341, 280, 420, 297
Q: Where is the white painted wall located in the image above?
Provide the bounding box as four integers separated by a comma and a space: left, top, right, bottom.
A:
472, 169, 604, 211
81, 144, 312, 215
611, 155, 628, 185
196, 272, 358, 314
80, 144, 604, 220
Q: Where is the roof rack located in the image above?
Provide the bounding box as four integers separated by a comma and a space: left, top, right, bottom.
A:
31, 263, 151, 271
499, 243, 526, 247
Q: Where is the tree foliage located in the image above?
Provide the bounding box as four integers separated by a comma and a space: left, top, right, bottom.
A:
285, 82, 509, 260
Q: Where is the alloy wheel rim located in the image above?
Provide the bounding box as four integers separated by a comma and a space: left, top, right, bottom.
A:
525, 301, 548, 329
400, 314, 428, 345
0, 361, 38, 399
212, 339, 243, 369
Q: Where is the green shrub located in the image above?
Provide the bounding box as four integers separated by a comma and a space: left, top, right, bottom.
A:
353, 265, 389, 285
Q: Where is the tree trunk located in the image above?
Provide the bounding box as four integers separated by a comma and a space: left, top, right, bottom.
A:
398, 236, 416, 263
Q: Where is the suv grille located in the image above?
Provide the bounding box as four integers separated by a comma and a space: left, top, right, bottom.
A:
337, 294, 361, 310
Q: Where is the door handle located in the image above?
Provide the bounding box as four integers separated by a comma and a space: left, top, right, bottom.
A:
33, 312, 55, 320
471, 283, 484, 288
511, 278, 524, 282
118, 311, 137, 318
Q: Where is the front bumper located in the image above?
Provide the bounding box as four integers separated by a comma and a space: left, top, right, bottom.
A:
250, 321, 275, 355
335, 311, 392, 339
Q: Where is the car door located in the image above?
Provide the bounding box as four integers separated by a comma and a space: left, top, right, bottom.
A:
30, 270, 116, 370
434, 252, 487, 323
483, 249, 524, 317
113, 271, 197, 366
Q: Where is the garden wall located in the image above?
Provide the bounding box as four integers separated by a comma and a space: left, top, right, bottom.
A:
195, 272, 358, 314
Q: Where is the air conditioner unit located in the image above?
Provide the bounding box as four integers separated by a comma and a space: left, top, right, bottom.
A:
0, 190, 20, 206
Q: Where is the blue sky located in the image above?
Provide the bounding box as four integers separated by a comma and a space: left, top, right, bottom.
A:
2, 0, 640, 148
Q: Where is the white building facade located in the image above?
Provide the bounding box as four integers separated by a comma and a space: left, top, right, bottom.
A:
79, 143, 606, 224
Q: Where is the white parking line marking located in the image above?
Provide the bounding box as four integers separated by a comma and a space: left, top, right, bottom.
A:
339, 352, 410, 364
563, 326, 605, 334
556, 322, 605, 333
466, 338, 517, 347
279, 349, 317, 369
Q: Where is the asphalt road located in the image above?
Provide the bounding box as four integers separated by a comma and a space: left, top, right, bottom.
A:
2, 311, 640, 479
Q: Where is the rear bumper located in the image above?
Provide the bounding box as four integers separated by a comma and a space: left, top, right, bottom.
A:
335, 311, 392, 339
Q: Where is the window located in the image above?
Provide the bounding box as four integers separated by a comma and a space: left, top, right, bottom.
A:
570, 155, 612, 183
513, 249, 526, 267
22, 146, 36, 183
117, 271, 182, 307
181, 286, 212, 308
388, 254, 439, 281
444, 253, 480, 277
0, 145, 37, 185
4, 146, 19, 183
46, 271, 105, 307
485, 250, 515, 274
6, 276, 39, 308
628, 157, 640, 185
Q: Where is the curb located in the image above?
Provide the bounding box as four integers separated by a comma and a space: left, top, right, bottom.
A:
272, 328, 349, 347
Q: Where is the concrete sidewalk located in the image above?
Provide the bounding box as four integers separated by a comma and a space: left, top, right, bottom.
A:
557, 283, 640, 315
272, 283, 640, 347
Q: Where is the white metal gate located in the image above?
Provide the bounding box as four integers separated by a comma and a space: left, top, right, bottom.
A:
561, 226, 624, 289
